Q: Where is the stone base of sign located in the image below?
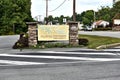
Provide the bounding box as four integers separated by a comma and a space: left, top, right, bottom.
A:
26, 22, 38, 46
112, 26, 120, 31
68, 21, 79, 46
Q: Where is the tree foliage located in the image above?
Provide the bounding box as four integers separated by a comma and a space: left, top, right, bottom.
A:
96, 6, 111, 22
112, 1, 120, 18
0, 0, 33, 35
81, 10, 94, 25
96, 1, 120, 23
46, 15, 71, 24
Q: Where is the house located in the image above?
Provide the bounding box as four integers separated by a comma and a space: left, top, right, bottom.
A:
112, 13, 120, 31
92, 20, 109, 28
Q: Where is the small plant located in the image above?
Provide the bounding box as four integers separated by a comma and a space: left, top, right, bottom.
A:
78, 38, 89, 46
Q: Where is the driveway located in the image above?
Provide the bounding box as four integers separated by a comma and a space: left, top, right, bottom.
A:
79, 31, 120, 38
0, 35, 19, 49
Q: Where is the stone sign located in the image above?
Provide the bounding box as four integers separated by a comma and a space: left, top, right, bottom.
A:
27, 22, 79, 46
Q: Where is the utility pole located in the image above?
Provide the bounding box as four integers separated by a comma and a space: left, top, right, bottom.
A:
46, 0, 48, 24
73, 0, 76, 21
46, 0, 48, 18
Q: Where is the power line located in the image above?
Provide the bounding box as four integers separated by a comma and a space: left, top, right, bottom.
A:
49, 0, 67, 12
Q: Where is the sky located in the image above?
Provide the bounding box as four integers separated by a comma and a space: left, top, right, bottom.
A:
31, 0, 113, 19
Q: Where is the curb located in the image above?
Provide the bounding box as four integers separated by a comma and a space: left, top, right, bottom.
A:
96, 43, 120, 49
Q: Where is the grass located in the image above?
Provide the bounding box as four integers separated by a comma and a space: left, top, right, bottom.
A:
79, 34, 120, 49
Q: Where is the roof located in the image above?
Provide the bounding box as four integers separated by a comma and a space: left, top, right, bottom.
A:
95, 20, 103, 25
93, 20, 109, 26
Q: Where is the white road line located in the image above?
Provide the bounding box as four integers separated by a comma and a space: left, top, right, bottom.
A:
0, 60, 46, 65
0, 54, 120, 61
104, 49, 120, 51
36, 51, 116, 55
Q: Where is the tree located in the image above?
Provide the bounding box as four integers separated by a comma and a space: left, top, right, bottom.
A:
0, 0, 33, 35
111, 1, 120, 18
76, 13, 82, 22
81, 10, 94, 25
96, 6, 111, 22
47, 15, 53, 22
58, 15, 64, 24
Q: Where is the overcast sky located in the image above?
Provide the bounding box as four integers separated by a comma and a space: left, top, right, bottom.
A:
31, 0, 113, 18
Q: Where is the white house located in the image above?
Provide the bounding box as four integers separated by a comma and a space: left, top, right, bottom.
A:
92, 20, 109, 28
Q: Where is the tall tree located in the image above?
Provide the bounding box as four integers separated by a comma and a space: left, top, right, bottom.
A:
96, 6, 111, 22
58, 15, 64, 24
0, 0, 33, 35
81, 10, 94, 25
111, 1, 120, 18
47, 15, 53, 22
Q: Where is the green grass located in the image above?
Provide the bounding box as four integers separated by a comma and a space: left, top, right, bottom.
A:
79, 34, 120, 49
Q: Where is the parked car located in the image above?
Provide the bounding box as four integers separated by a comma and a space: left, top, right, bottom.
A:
84, 26, 92, 31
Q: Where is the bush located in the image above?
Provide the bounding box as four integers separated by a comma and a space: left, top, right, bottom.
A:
78, 38, 89, 46
93, 27, 112, 31
39, 42, 67, 48
12, 33, 28, 49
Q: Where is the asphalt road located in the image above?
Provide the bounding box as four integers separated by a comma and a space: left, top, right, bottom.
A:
0, 32, 120, 80
0, 50, 120, 80
0, 35, 19, 49
0, 61, 120, 80
79, 31, 120, 38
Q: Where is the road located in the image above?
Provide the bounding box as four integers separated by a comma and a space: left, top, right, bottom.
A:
0, 35, 19, 49
0, 49, 120, 80
0, 32, 120, 80
79, 31, 120, 38
1, 61, 120, 80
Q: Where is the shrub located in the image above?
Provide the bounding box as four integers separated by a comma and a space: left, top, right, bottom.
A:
93, 27, 112, 31
12, 33, 28, 49
78, 38, 89, 46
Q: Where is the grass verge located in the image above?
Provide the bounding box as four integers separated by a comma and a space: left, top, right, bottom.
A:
79, 34, 120, 49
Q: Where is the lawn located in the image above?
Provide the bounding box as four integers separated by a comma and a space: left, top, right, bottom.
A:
79, 34, 120, 49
